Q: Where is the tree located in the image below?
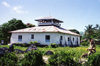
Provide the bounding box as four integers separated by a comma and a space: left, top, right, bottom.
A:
69, 29, 80, 34
0, 18, 27, 44
26, 23, 35, 28
84, 24, 100, 39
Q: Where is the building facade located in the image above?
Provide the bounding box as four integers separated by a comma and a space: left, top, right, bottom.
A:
10, 17, 80, 46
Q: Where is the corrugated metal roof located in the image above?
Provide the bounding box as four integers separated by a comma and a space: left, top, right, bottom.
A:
10, 26, 80, 36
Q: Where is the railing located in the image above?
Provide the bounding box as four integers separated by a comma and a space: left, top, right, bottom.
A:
38, 23, 61, 26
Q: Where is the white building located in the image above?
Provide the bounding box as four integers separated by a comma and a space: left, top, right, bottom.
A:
10, 17, 80, 46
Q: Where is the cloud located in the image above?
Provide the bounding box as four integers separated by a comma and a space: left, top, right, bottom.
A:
1, 1, 28, 14
2, 1, 10, 8
13, 6, 28, 14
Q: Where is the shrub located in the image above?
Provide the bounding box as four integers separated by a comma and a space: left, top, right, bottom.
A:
20, 50, 45, 66
87, 53, 100, 66
33, 41, 38, 44
48, 51, 78, 66
0, 52, 18, 66
29, 41, 38, 44
81, 41, 89, 46
50, 43, 58, 48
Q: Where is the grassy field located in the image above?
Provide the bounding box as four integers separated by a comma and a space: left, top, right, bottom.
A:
1, 45, 100, 54
0, 45, 100, 60
0, 44, 100, 65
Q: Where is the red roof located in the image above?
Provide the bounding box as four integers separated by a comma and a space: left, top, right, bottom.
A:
10, 26, 80, 36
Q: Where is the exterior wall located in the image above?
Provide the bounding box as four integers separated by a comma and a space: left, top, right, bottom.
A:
10, 32, 80, 46
11, 32, 60, 45
57, 33, 80, 46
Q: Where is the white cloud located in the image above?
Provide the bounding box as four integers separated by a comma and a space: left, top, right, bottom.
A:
1, 1, 28, 14
2, 1, 10, 8
13, 6, 28, 14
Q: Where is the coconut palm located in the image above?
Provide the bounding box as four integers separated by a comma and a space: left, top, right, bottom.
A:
85, 25, 95, 39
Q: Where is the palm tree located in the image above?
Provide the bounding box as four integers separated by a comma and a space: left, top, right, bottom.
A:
84, 24, 99, 49
85, 25, 95, 39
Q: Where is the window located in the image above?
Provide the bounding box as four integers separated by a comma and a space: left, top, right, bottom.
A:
31, 34, 34, 39
60, 36, 63, 40
18, 35, 22, 41
45, 35, 50, 42
68, 37, 70, 41
73, 38, 74, 41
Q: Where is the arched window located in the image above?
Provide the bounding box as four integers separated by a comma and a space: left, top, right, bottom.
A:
60, 36, 63, 40
68, 37, 70, 41
73, 38, 74, 41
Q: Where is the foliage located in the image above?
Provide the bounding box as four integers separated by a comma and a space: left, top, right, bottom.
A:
69, 29, 80, 34
84, 24, 100, 39
1, 45, 100, 66
81, 41, 89, 46
50, 43, 58, 48
0, 52, 18, 66
0, 18, 27, 44
87, 53, 100, 66
20, 50, 45, 66
26, 23, 35, 27
48, 51, 79, 66
29, 41, 38, 44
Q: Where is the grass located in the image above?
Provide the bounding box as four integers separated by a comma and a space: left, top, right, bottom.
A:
1, 44, 100, 53
0, 44, 100, 65
0, 44, 100, 53
0, 44, 100, 59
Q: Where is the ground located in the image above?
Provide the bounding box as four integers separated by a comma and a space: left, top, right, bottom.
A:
0, 44, 100, 65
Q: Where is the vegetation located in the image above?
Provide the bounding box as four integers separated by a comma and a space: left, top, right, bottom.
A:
0, 45, 100, 66
82, 24, 100, 39
87, 53, 100, 66
50, 43, 59, 48
0, 52, 18, 66
81, 24, 100, 46
48, 51, 78, 66
69, 29, 80, 34
29, 41, 38, 44
20, 50, 45, 66
26, 23, 35, 27
0, 18, 35, 44
0, 18, 26, 44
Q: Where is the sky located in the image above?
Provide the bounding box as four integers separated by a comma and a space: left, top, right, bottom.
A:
0, 0, 100, 32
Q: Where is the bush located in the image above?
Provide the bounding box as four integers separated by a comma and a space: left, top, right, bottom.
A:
0, 52, 18, 66
50, 43, 58, 48
20, 50, 45, 66
13, 43, 29, 47
29, 41, 38, 44
81, 41, 89, 46
48, 51, 78, 66
87, 53, 100, 66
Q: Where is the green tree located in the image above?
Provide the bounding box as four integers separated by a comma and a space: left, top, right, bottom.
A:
69, 29, 80, 34
84, 24, 100, 39
26, 23, 35, 28
0, 18, 27, 44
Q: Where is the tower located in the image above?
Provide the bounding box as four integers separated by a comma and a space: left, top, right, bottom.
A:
35, 17, 63, 27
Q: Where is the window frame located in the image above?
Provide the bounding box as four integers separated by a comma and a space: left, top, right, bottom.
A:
18, 35, 22, 42
45, 35, 50, 42
31, 34, 34, 39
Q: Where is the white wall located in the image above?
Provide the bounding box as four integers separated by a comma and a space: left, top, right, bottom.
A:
10, 32, 80, 46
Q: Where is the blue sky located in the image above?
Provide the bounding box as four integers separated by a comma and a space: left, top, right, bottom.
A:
0, 0, 100, 32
